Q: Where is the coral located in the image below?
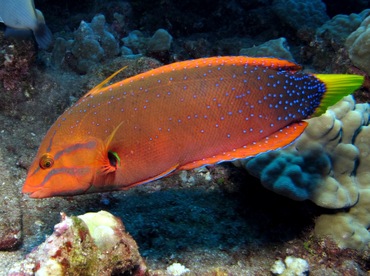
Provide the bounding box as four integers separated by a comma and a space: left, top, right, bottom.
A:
239, 37, 295, 61
270, 256, 309, 276
272, 0, 329, 31
121, 30, 148, 54
147, 29, 173, 53
317, 9, 370, 43
346, 14, 370, 75
51, 14, 120, 74
122, 28, 173, 62
314, 123, 370, 250
235, 96, 370, 250
8, 211, 146, 275
166, 263, 190, 276
146, 28, 173, 62
240, 96, 369, 209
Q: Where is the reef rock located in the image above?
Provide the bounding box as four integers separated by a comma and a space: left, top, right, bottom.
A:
8, 211, 146, 275
272, 0, 329, 31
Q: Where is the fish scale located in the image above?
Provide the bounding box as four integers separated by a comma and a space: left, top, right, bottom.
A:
22, 56, 364, 198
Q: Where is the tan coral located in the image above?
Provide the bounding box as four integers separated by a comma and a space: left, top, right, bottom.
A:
346, 15, 370, 76
315, 124, 370, 250
239, 96, 370, 250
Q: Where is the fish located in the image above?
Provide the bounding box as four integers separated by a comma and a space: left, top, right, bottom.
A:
22, 56, 364, 198
0, 0, 52, 49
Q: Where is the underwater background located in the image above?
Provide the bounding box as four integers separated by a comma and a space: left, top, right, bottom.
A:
1, 0, 370, 275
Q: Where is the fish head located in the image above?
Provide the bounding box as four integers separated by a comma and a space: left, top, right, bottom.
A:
22, 133, 108, 198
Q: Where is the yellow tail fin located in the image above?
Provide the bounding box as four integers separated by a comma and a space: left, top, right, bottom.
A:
312, 74, 364, 117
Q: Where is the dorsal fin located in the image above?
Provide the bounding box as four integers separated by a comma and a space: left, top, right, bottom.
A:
83, 66, 128, 98
239, 56, 301, 71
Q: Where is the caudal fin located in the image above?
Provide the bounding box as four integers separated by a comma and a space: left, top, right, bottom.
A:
312, 74, 364, 117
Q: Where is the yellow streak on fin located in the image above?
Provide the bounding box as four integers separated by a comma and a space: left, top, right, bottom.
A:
312, 74, 364, 117
105, 121, 124, 147
100, 122, 125, 174
84, 66, 128, 98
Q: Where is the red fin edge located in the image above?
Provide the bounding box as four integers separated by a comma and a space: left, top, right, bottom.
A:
179, 122, 308, 171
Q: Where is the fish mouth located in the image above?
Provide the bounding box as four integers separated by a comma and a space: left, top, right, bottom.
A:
22, 177, 89, 198
23, 185, 88, 198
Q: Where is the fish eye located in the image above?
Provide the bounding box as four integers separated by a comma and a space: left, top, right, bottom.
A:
39, 154, 54, 170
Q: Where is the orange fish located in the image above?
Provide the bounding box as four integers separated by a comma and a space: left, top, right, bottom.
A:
22, 56, 363, 198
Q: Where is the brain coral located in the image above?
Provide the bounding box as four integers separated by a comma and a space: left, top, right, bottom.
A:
235, 96, 370, 249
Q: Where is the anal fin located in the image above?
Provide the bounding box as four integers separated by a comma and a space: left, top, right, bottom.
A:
121, 163, 179, 189
179, 122, 308, 171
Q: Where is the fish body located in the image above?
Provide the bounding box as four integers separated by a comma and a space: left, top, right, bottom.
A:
0, 0, 52, 49
22, 56, 364, 198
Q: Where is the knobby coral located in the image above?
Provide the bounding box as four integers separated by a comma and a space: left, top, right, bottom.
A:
235, 96, 370, 250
